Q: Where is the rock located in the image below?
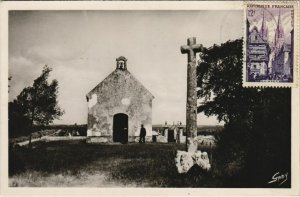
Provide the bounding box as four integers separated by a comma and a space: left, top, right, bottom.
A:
175, 151, 194, 173
194, 151, 211, 170
194, 135, 216, 147
175, 150, 211, 173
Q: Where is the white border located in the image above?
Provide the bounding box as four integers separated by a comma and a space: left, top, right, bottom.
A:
0, 1, 299, 196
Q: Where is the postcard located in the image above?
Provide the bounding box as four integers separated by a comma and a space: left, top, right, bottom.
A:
0, 1, 299, 196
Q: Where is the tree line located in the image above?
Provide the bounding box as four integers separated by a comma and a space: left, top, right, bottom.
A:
197, 39, 291, 187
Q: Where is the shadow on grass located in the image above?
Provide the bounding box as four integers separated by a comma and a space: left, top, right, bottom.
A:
14, 141, 279, 187
10, 141, 219, 187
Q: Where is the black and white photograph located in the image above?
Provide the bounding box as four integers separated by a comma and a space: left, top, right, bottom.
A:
1, 1, 299, 195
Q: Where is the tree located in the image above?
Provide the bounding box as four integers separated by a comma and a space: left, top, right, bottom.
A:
11, 65, 64, 146
197, 39, 291, 187
9, 100, 31, 138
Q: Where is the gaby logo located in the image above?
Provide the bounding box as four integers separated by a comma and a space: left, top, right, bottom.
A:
268, 172, 288, 186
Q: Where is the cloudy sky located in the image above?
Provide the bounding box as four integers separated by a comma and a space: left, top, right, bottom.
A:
9, 10, 242, 125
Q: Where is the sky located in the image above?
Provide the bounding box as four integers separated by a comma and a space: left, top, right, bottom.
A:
9, 10, 242, 125
248, 8, 293, 44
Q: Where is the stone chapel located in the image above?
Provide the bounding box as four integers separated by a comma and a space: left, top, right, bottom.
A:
86, 56, 154, 143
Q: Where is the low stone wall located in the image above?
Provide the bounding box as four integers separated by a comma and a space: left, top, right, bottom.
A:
156, 135, 168, 143
86, 136, 112, 143
133, 136, 153, 143
128, 136, 136, 143
87, 136, 160, 143
15, 136, 87, 147
44, 136, 86, 142
155, 135, 187, 143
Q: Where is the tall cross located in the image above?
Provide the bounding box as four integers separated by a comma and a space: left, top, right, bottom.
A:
181, 37, 203, 152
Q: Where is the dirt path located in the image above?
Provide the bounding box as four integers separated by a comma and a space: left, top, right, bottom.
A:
16, 130, 87, 147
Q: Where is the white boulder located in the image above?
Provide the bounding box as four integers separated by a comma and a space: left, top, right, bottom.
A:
175, 150, 211, 173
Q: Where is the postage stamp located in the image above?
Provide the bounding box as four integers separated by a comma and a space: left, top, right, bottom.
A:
243, 1, 299, 87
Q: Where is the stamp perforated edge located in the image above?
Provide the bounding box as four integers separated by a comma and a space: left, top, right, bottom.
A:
242, 1, 299, 88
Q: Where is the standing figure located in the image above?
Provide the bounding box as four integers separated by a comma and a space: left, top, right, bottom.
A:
139, 124, 146, 143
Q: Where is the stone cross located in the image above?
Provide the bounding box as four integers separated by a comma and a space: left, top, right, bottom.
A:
181, 37, 203, 152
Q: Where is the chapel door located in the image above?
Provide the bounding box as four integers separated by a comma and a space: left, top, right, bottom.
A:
113, 113, 128, 144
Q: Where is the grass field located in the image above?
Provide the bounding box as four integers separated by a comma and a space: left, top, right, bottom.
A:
9, 140, 218, 187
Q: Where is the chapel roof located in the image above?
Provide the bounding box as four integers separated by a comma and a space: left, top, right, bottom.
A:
87, 57, 154, 99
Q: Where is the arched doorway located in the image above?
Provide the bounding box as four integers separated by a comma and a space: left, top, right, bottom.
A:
113, 113, 128, 143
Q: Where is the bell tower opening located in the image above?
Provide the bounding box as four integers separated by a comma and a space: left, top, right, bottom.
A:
116, 56, 127, 70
